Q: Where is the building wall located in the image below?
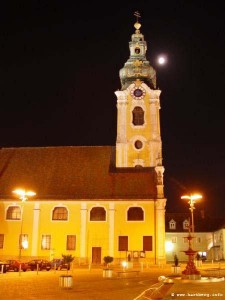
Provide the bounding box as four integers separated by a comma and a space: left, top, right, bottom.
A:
0, 199, 161, 264
207, 229, 225, 260
165, 232, 211, 262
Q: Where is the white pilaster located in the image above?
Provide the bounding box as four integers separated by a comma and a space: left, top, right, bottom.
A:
80, 202, 87, 258
155, 166, 165, 198
108, 202, 115, 257
115, 90, 128, 167
155, 198, 167, 263
31, 202, 40, 256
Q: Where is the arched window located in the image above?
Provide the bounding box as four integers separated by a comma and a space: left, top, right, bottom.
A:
127, 207, 144, 221
90, 207, 106, 221
132, 107, 144, 125
6, 206, 21, 220
52, 207, 68, 221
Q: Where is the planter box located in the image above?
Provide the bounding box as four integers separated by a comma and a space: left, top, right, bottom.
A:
171, 266, 181, 274
59, 275, 73, 288
103, 269, 113, 278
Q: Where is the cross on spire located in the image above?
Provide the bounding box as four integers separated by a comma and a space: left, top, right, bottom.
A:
134, 11, 141, 23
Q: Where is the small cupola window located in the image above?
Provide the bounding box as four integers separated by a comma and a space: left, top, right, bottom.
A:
135, 47, 140, 54
183, 219, 190, 230
169, 219, 176, 230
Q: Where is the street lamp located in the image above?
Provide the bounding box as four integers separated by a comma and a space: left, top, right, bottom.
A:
13, 189, 36, 202
181, 194, 202, 233
12, 189, 36, 260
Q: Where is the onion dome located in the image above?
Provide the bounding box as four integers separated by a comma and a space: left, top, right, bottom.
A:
119, 20, 156, 90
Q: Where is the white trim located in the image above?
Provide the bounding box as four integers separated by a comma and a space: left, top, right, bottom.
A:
109, 202, 115, 257
31, 202, 40, 256
80, 202, 87, 257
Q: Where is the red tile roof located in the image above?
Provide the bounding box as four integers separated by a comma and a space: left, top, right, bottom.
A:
0, 146, 157, 200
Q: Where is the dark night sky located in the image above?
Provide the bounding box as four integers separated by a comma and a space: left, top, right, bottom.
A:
0, 1, 225, 216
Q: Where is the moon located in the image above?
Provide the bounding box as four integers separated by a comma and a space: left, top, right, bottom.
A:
158, 56, 166, 65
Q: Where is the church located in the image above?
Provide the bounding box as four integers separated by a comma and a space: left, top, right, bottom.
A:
0, 17, 167, 265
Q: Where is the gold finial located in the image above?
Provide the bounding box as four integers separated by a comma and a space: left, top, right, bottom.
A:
134, 11, 141, 32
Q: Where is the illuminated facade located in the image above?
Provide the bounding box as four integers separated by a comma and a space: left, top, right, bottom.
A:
0, 18, 166, 265
165, 212, 225, 262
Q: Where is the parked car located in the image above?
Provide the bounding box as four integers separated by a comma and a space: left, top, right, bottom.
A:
27, 259, 51, 271
6, 260, 28, 272
0, 261, 7, 273
50, 258, 70, 270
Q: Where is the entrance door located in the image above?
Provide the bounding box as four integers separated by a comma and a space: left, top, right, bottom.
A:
92, 247, 101, 264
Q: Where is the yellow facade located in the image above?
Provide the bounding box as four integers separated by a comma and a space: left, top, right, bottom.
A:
0, 200, 161, 264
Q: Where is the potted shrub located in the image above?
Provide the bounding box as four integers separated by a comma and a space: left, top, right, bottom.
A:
62, 254, 75, 273
59, 254, 75, 289
171, 254, 181, 274
103, 256, 114, 278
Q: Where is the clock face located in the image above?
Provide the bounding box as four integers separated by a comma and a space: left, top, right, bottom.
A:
134, 89, 143, 97
131, 86, 146, 100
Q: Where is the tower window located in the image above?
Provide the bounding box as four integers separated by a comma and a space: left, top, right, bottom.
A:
132, 107, 144, 125
134, 140, 143, 149
135, 47, 140, 54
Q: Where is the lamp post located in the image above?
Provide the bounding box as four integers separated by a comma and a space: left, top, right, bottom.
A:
181, 193, 202, 279
181, 194, 202, 233
12, 189, 36, 260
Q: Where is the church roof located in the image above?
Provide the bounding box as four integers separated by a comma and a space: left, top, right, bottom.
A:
0, 146, 157, 200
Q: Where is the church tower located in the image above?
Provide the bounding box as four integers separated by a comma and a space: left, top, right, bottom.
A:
115, 15, 163, 178
115, 17, 166, 264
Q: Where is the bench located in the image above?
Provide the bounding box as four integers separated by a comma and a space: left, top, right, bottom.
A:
116, 270, 140, 277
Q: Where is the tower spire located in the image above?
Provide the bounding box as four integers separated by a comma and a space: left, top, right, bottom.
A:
134, 11, 141, 23
134, 11, 141, 33
119, 13, 156, 90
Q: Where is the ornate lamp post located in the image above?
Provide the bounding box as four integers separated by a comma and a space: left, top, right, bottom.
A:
12, 189, 36, 260
181, 194, 202, 233
181, 193, 202, 279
